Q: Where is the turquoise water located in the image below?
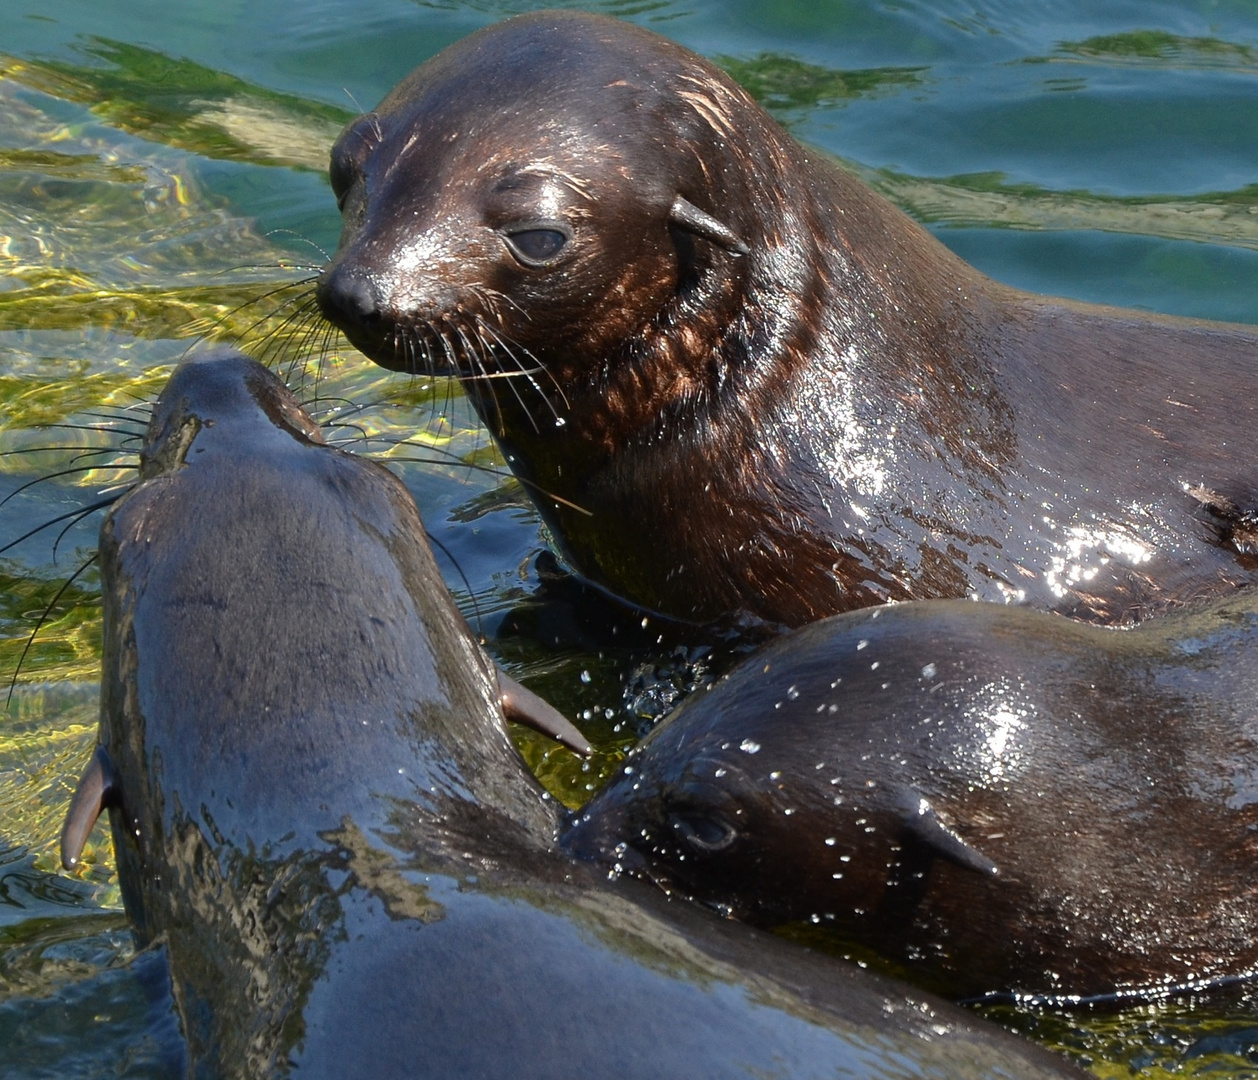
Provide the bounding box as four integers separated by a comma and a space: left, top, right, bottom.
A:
3, 1, 1258, 1075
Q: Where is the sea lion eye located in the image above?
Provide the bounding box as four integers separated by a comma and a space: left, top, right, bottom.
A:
502, 224, 571, 268
670, 811, 737, 852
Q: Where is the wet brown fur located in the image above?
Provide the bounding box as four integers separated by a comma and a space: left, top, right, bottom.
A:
565, 595, 1258, 1001
318, 11, 1258, 629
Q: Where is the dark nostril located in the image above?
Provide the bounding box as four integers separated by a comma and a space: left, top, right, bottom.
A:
317, 265, 381, 326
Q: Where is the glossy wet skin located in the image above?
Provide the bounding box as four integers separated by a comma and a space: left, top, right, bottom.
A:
94, 349, 562, 943
565, 597, 1258, 1001
70, 350, 1089, 1079
317, 11, 1258, 631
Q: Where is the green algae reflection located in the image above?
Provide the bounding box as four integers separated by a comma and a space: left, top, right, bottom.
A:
716, 52, 925, 123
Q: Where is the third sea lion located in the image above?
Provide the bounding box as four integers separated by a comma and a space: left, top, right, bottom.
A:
565, 595, 1258, 1001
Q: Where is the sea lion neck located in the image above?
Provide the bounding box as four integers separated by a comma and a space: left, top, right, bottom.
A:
101, 352, 560, 888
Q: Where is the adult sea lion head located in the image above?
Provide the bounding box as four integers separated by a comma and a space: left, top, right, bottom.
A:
316, 10, 807, 441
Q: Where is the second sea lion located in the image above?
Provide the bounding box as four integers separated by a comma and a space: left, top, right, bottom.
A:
316, 10, 1258, 630
564, 595, 1258, 1002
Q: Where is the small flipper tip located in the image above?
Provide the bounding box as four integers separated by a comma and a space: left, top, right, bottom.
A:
497, 668, 594, 756
60, 744, 115, 872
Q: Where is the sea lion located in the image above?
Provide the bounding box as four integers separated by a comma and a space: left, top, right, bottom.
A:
59, 349, 1088, 1078
564, 595, 1258, 1002
316, 10, 1258, 630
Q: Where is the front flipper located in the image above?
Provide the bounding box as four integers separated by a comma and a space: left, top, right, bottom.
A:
497, 669, 593, 756
895, 787, 999, 877
61, 745, 116, 871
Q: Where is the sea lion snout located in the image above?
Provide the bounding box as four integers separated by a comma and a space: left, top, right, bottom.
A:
317, 262, 382, 339
139, 347, 325, 479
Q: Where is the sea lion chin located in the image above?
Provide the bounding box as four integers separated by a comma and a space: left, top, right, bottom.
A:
317, 10, 1258, 630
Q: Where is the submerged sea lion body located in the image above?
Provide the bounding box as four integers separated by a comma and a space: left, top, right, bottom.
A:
565, 596, 1258, 1001
61, 350, 1087, 1078
317, 11, 1258, 630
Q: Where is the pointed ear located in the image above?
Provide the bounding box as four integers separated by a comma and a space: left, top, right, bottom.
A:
61, 745, 116, 871
895, 787, 998, 877
669, 197, 750, 255
497, 667, 593, 756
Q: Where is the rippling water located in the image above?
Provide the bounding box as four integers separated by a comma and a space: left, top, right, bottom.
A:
3, 1, 1258, 1075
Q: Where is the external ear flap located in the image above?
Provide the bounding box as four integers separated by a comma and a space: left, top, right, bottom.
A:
61, 744, 116, 871
893, 786, 998, 877
497, 667, 593, 756
669, 196, 750, 256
